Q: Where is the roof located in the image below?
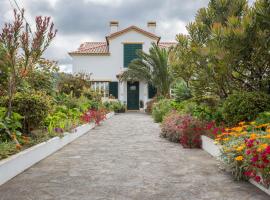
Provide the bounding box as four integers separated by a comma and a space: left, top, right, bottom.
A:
158, 42, 177, 49
106, 25, 160, 42
69, 42, 109, 55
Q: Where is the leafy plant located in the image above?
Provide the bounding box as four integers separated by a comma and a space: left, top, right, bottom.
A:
152, 99, 173, 122
222, 92, 270, 125
0, 107, 23, 142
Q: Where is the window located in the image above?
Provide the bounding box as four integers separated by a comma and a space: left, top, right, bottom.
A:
123, 44, 142, 68
91, 82, 109, 98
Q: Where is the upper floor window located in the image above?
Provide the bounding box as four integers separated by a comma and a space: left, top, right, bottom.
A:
123, 43, 142, 68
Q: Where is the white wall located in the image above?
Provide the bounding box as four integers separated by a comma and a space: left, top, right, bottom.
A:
71, 30, 158, 81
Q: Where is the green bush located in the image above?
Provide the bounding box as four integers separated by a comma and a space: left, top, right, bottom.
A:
5, 91, 52, 133
152, 99, 173, 122
103, 100, 126, 113
222, 91, 270, 125
171, 81, 192, 102
255, 111, 270, 124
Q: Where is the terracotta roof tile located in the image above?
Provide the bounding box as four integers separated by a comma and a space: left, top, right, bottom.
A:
158, 42, 177, 49
69, 42, 109, 55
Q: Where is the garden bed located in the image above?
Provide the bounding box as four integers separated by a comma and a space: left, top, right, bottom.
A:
201, 135, 270, 196
0, 112, 114, 186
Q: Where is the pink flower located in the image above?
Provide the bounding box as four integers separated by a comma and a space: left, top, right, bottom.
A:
254, 176, 261, 183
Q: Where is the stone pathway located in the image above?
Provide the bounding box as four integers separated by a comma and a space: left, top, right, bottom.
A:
0, 112, 269, 200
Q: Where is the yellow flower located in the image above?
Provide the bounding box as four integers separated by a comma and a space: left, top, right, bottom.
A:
236, 145, 245, 152
266, 128, 270, 133
223, 138, 230, 141
231, 126, 243, 132
235, 156, 243, 161
250, 121, 256, 125
262, 134, 270, 139
249, 133, 257, 140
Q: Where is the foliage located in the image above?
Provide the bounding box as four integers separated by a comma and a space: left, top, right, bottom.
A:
177, 114, 205, 148
81, 109, 107, 125
256, 112, 270, 125
0, 9, 56, 145
171, 0, 270, 99
145, 98, 157, 114
171, 80, 192, 102
222, 91, 270, 125
0, 142, 19, 160
57, 73, 91, 98
217, 120, 270, 186
0, 107, 23, 142
152, 99, 173, 122
103, 100, 126, 113
161, 111, 206, 148
121, 43, 173, 97
160, 111, 183, 142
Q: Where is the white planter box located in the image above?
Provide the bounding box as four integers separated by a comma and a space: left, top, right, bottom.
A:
250, 176, 270, 195
201, 135, 221, 158
0, 112, 114, 186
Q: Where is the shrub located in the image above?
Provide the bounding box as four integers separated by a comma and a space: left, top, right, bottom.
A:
81, 109, 107, 125
57, 73, 91, 98
178, 115, 205, 148
161, 111, 205, 148
145, 98, 157, 114
171, 81, 192, 102
161, 111, 182, 142
222, 92, 270, 125
152, 99, 173, 122
2, 91, 52, 133
104, 100, 126, 113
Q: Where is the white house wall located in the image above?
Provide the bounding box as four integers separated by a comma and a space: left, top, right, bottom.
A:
72, 30, 158, 81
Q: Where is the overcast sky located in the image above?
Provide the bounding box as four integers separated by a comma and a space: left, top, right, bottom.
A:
0, 0, 256, 72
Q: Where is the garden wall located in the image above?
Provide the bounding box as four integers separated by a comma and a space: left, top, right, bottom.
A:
0, 112, 114, 186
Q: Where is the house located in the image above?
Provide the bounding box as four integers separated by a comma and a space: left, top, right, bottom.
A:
69, 21, 176, 110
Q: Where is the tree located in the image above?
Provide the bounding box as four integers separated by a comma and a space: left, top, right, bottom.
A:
171, 0, 270, 99
0, 9, 57, 145
121, 43, 173, 97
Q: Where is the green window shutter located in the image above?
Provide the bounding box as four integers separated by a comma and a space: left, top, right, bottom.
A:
148, 84, 157, 99
109, 82, 118, 98
123, 44, 142, 68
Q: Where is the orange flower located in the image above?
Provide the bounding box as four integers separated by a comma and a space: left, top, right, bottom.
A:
235, 156, 243, 161
249, 133, 257, 140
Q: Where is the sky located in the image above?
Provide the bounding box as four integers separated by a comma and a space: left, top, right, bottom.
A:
0, 0, 256, 72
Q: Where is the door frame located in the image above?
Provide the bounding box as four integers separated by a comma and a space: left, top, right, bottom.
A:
127, 81, 139, 110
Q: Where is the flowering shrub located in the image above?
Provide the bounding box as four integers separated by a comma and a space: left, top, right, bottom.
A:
81, 109, 107, 125
161, 112, 207, 148
216, 121, 270, 187
161, 111, 182, 142
178, 115, 205, 148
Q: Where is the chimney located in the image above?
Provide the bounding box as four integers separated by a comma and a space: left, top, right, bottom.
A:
147, 21, 156, 33
110, 21, 119, 34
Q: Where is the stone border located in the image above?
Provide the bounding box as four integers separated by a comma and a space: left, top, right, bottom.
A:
201, 135, 221, 158
0, 112, 114, 186
201, 135, 270, 196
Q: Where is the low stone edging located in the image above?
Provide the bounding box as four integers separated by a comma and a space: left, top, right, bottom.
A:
201, 135, 221, 158
201, 135, 270, 195
0, 112, 114, 186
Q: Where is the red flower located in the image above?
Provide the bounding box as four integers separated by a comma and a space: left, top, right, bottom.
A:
254, 176, 261, 183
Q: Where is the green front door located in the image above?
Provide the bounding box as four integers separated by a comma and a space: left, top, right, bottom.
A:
127, 81, 139, 110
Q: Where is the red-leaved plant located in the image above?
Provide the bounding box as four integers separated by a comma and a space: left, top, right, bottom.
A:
81, 109, 107, 125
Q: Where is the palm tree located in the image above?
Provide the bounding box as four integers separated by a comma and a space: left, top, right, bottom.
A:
120, 43, 173, 97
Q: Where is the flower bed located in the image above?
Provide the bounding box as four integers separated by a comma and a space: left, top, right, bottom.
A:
0, 112, 114, 186
215, 121, 270, 195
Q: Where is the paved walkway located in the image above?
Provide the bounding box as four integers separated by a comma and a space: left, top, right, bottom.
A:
0, 113, 269, 200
